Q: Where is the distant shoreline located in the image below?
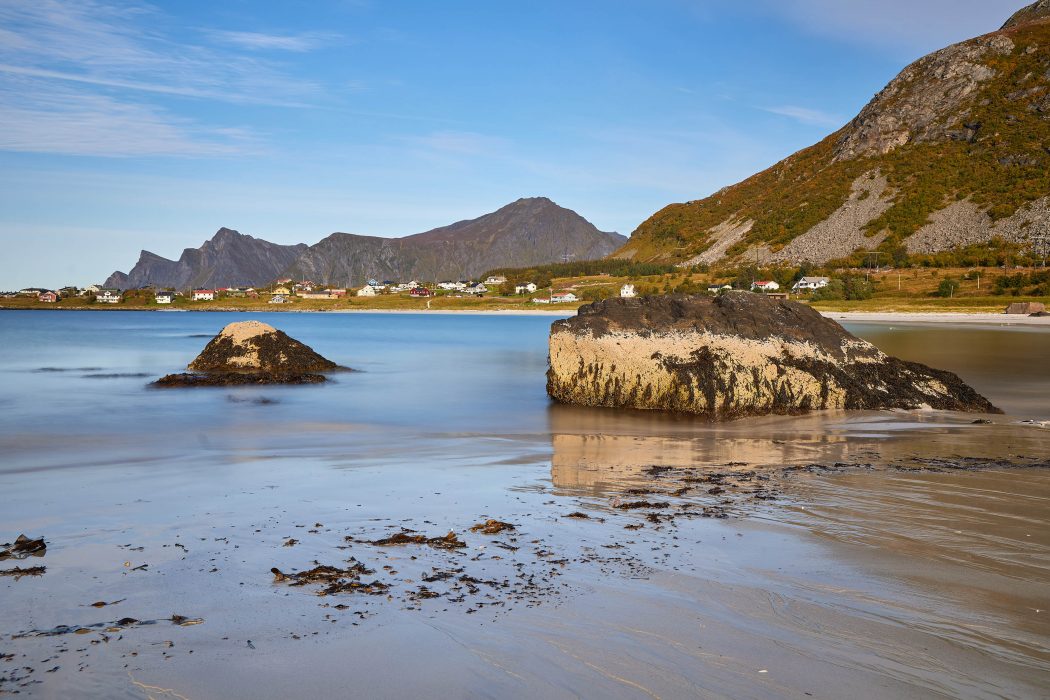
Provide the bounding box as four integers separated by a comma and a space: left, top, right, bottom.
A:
2, 304, 1048, 326
822, 311, 1050, 327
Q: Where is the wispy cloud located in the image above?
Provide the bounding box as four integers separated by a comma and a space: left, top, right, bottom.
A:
763, 105, 843, 128
0, 84, 261, 157
0, 0, 325, 156
403, 131, 511, 157
754, 0, 1022, 54
204, 29, 339, 53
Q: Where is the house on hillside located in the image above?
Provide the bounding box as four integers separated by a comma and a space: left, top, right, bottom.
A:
551, 291, 578, 303
276, 278, 292, 285
272, 286, 291, 295
620, 284, 636, 298
300, 289, 346, 300
38, 291, 58, 303
792, 276, 830, 292
96, 289, 121, 303
192, 289, 215, 301
269, 294, 288, 304
515, 282, 538, 295
356, 285, 377, 297
707, 284, 732, 294
750, 280, 780, 293
81, 284, 102, 296
155, 291, 175, 304
485, 275, 507, 286
18, 288, 47, 296
409, 287, 432, 298
465, 284, 488, 295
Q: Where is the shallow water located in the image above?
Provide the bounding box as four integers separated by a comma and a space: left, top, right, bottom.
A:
1, 310, 1048, 698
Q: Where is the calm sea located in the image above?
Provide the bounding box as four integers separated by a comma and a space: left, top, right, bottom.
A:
1, 310, 1048, 699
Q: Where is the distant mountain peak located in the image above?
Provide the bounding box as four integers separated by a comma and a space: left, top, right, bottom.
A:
1002, 0, 1050, 29
104, 229, 307, 289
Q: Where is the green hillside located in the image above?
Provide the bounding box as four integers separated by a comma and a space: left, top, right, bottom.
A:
615, 12, 1050, 265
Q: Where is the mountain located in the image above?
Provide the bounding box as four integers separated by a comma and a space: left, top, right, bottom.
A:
614, 1, 1050, 266
105, 228, 308, 290
283, 197, 626, 286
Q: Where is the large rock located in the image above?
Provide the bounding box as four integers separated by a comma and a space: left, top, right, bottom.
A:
154, 321, 340, 386
547, 293, 1000, 419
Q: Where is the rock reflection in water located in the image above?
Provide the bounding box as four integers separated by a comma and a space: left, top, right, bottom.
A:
548, 403, 1050, 495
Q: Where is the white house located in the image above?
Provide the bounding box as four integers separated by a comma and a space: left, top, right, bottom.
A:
465, 284, 488, 295
96, 289, 121, 303
707, 284, 732, 294
81, 284, 102, 296
269, 294, 288, 304
515, 282, 538, 295
155, 291, 175, 304
620, 284, 636, 298
356, 285, 377, 297
792, 276, 830, 292
192, 289, 216, 301
484, 275, 507, 286
750, 280, 780, 293
551, 291, 578, 303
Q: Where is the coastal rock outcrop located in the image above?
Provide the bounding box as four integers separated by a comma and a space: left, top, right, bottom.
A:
546, 293, 1000, 419
153, 321, 341, 386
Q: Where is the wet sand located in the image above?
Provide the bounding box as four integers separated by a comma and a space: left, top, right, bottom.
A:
823, 310, 1050, 327
2, 311, 1048, 698
2, 412, 1048, 698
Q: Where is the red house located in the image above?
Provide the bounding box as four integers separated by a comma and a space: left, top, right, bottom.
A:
409, 287, 432, 298
38, 291, 58, 303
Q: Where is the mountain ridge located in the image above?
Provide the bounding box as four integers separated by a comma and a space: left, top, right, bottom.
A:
105, 198, 624, 289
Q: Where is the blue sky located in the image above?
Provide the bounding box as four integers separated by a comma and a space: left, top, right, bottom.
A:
0, 0, 1027, 288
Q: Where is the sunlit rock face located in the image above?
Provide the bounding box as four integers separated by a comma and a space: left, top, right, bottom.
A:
547, 293, 1000, 419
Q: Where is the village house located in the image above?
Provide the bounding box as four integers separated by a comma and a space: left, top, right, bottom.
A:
154, 291, 175, 304
515, 282, 538, 295
438, 281, 467, 291
269, 294, 288, 304
80, 284, 102, 296
18, 287, 47, 296
750, 280, 780, 293
38, 290, 58, 303
272, 286, 292, 295
356, 285, 377, 297
707, 284, 732, 294
465, 284, 488, 295
620, 284, 636, 298
192, 289, 216, 301
792, 276, 830, 292
409, 287, 433, 298
276, 277, 292, 285
551, 291, 578, 303
484, 275, 507, 286
96, 289, 122, 303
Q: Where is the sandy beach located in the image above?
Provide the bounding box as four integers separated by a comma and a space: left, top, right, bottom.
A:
820, 310, 1050, 327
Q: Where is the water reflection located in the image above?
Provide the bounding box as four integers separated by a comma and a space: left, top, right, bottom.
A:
548, 403, 1050, 495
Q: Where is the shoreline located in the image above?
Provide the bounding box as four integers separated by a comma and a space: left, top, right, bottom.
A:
3, 304, 1049, 326
821, 310, 1050, 327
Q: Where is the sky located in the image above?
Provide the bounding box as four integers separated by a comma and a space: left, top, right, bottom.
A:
0, 0, 1029, 289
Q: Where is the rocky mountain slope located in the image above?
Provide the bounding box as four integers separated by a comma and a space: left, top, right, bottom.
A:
106, 198, 623, 290
283, 197, 625, 286
105, 229, 307, 290
614, 1, 1050, 265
